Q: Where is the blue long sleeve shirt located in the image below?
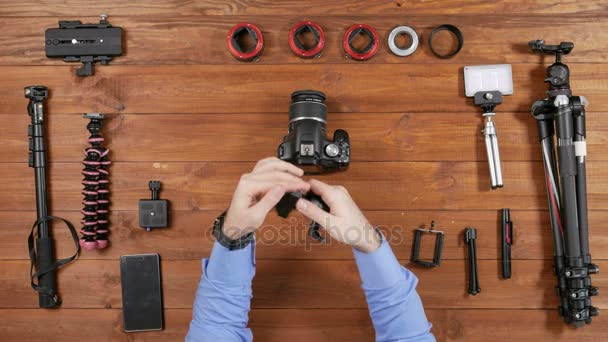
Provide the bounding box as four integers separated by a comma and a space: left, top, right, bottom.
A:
187, 238, 434, 341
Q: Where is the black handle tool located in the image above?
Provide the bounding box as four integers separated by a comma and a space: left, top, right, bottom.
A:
501, 209, 513, 279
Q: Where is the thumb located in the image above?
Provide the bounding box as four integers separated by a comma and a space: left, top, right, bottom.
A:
251, 185, 286, 215
296, 198, 334, 229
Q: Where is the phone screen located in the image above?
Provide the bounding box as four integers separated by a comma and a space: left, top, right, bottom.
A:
120, 253, 163, 332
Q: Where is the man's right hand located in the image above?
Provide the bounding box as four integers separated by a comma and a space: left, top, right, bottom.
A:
296, 179, 381, 253
222, 157, 310, 240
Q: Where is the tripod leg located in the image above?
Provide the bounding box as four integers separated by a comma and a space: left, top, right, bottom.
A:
483, 120, 498, 189
541, 136, 570, 318
572, 101, 590, 265
554, 99, 582, 266
490, 132, 503, 187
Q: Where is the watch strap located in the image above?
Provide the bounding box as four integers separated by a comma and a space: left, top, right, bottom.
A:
213, 210, 254, 251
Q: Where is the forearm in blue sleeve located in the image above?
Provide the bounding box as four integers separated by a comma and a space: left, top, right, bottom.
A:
354, 238, 435, 342
186, 240, 256, 342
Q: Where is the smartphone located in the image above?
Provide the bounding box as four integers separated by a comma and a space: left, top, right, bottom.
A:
120, 253, 164, 332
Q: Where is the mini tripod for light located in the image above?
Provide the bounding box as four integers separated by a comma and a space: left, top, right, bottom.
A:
529, 40, 599, 327
80, 113, 111, 250
464, 64, 513, 189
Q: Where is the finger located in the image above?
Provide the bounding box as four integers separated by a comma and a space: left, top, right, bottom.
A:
249, 171, 306, 185
296, 198, 335, 229
253, 159, 304, 176
248, 179, 310, 196
247, 172, 310, 195
251, 185, 286, 215
308, 179, 340, 207
239, 173, 309, 201
253, 157, 280, 170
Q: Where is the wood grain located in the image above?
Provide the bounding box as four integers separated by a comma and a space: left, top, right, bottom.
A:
3, 161, 608, 211
2, 210, 608, 261
2, 1, 605, 17
1, 308, 605, 342
1, 15, 607, 65
5, 161, 606, 211
3, 112, 608, 163
1, 259, 606, 309
0, 64, 606, 115
1, 0, 606, 339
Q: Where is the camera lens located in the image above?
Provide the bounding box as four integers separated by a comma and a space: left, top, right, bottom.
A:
289, 90, 327, 124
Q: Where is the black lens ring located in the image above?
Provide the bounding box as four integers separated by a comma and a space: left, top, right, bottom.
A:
428, 24, 463, 59
231, 27, 259, 54
291, 89, 326, 102
348, 28, 376, 54
293, 25, 321, 51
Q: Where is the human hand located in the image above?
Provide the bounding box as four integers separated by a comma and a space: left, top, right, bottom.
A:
223, 157, 310, 239
295, 179, 381, 253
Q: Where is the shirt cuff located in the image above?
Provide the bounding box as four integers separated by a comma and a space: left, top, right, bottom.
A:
353, 235, 405, 289
204, 239, 256, 284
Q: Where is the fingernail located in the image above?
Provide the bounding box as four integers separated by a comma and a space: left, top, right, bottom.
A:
296, 199, 307, 210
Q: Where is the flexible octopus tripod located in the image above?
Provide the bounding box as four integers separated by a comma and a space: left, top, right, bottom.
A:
80, 113, 111, 250
529, 40, 599, 326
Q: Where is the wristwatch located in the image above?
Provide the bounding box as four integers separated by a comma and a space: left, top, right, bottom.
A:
212, 210, 254, 250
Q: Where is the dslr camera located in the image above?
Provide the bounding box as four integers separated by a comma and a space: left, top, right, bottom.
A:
275, 90, 350, 242
277, 90, 350, 174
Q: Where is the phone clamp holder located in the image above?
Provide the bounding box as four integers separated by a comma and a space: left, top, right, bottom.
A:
139, 181, 169, 231
411, 220, 444, 268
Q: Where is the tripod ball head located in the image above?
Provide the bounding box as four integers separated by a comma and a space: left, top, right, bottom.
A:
529, 40, 574, 56
24, 86, 48, 102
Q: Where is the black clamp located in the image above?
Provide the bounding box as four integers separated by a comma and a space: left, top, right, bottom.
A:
428, 24, 463, 59
411, 221, 444, 268
45, 14, 123, 76
276, 191, 328, 242
139, 181, 169, 231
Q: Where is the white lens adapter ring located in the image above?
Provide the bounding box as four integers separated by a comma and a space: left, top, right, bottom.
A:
387, 26, 419, 57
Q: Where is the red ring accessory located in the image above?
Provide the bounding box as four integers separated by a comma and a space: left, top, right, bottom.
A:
343, 24, 379, 61
289, 21, 325, 58
226, 23, 264, 62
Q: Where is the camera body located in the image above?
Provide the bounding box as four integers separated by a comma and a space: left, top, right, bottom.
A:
277, 90, 350, 174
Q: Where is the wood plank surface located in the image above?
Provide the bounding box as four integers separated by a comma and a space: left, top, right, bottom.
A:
2, 210, 608, 261
0, 308, 605, 342
3, 161, 608, 211
0, 309, 608, 342
1, 259, 606, 309
1, 15, 607, 65
0, 161, 593, 211
2, 1, 606, 17
1, 64, 607, 114
3, 112, 608, 163
1, 0, 606, 340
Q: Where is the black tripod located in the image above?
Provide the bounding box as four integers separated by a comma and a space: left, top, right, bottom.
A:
26, 86, 79, 308
529, 41, 599, 326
